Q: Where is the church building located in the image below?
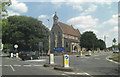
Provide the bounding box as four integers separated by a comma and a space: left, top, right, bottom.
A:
50, 12, 81, 53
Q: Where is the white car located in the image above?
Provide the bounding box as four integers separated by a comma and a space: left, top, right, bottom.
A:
113, 50, 119, 53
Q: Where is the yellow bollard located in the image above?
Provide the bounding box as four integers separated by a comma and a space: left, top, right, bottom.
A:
80, 51, 82, 56
63, 55, 69, 67
89, 50, 92, 55
16, 53, 19, 58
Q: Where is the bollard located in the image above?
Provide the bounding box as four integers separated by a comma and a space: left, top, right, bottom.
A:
49, 54, 54, 64
80, 51, 82, 56
16, 53, 18, 58
63, 55, 69, 67
11, 53, 13, 58
89, 50, 91, 55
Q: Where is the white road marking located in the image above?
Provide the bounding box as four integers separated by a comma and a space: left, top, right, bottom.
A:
26, 59, 46, 62
10, 65, 15, 71
13, 65, 21, 67
84, 72, 90, 75
76, 73, 88, 75
4, 65, 10, 66
64, 72, 90, 75
64, 72, 76, 74
0, 65, 2, 66
23, 65, 32, 67
33, 65, 43, 66
62, 74, 66, 75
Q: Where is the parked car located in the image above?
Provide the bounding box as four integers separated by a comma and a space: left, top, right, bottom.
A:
19, 51, 39, 61
113, 50, 119, 53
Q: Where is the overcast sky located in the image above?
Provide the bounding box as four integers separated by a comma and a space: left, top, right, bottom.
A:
6, 0, 119, 47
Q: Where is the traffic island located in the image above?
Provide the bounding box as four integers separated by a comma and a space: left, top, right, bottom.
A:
85, 54, 91, 56
54, 54, 76, 72
76, 55, 80, 57
44, 63, 61, 67
54, 66, 75, 72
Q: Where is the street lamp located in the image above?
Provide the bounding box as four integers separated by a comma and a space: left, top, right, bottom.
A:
47, 19, 51, 54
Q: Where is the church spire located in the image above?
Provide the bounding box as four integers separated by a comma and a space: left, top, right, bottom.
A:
53, 12, 59, 24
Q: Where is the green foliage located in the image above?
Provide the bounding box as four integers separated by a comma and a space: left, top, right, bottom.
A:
80, 31, 106, 50
80, 31, 98, 49
0, 39, 1, 49
97, 39, 106, 50
0, 1, 11, 41
1, 1, 11, 17
2, 16, 50, 52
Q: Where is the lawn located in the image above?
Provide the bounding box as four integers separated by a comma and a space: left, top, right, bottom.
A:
109, 53, 120, 62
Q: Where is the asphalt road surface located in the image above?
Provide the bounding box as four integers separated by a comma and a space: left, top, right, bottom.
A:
0, 52, 119, 77
54, 52, 119, 76
1, 56, 61, 75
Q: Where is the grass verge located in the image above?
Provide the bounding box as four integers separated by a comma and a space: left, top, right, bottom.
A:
109, 53, 120, 62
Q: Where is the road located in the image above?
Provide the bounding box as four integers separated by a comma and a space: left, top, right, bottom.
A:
0, 52, 119, 77
1, 56, 63, 76
54, 52, 119, 76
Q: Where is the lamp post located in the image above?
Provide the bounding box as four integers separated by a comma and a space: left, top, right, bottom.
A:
47, 19, 51, 54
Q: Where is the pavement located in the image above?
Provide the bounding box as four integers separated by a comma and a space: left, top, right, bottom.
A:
0, 51, 119, 77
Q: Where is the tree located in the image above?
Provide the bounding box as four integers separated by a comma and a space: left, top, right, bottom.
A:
97, 39, 106, 50
112, 38, 117, 50
113, 38, 116, 45
0, 0, 11, 44
2, 16, 50, 52
80, 31, 98, 50
80, 31, 106, 50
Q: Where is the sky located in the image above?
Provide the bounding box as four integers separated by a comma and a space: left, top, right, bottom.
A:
5, 0, 119, 47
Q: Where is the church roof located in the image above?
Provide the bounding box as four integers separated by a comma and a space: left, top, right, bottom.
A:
58, 22, 81, 36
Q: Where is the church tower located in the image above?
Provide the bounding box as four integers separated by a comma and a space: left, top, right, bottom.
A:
53, 12, 59, 24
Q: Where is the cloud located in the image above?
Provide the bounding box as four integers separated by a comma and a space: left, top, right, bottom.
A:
16, 0, 118, 2
9, 0, 28, 13
67, 15, 99, 29
38, 15, 48, 19
67, 3, 83, 11
81, 4, 97, 15
101, 14, 118, 27
83, 29, 99, 34
8, 10, 20, 16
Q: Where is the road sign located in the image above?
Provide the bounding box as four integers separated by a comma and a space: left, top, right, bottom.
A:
53, 47, 65, 51
65, 56, 68, 59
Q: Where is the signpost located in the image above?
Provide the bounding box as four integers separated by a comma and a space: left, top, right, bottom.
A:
63, 55, 69, 67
